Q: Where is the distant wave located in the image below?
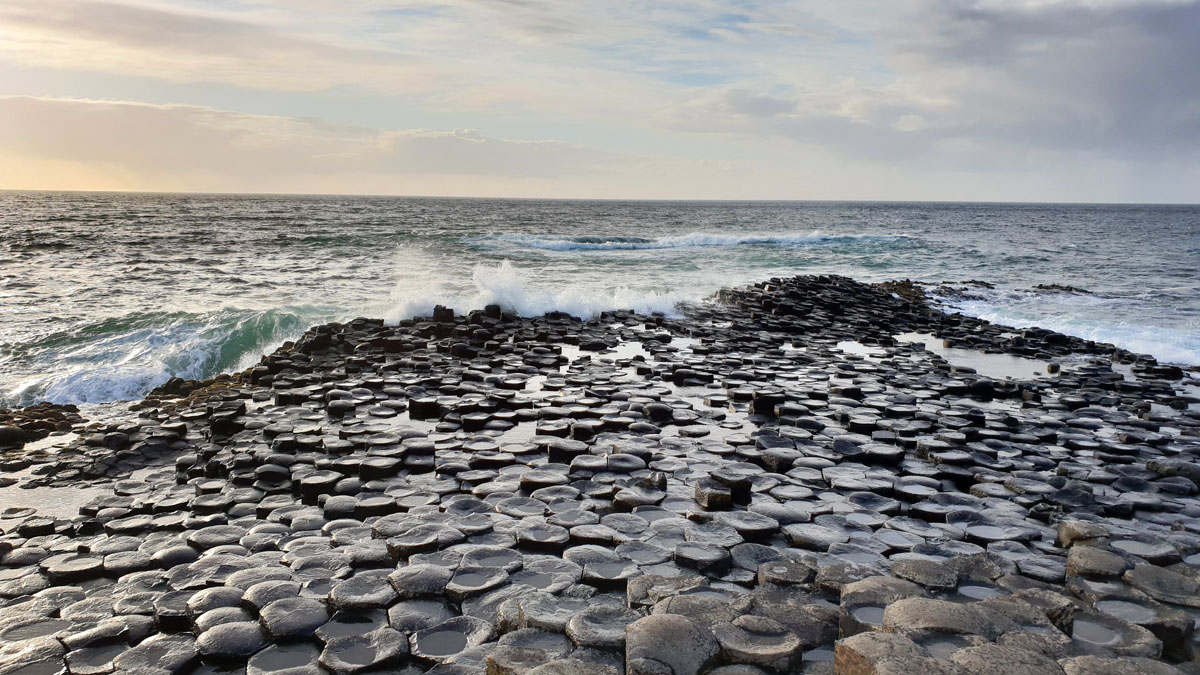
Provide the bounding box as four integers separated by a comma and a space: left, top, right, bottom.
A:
477, 232, 910, 252
1, 307, 314, 406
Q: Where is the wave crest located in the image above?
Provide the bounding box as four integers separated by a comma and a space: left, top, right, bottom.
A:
478, 232, 908, 251
388, 261, 692, 322
2, 308, 313, 406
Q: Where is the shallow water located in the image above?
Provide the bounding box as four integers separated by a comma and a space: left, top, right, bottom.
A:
1073, 618, 1122, 645
0, 483, 110, 519
2, 193, 1196, 406
893, 332, 1052, 380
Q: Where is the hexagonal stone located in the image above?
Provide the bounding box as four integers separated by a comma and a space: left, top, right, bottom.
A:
247, 643, 325, 675
329, 570, 398, 611
197, 621, 268, 661
949, 644, 1064, 674
1124, 565, 1200, 608
259, 597, 330, 641
113, 633, 198, 673
389, 564, 453, 599
409, 615, 495, 664
40, 553, 104, 582
711, 615, 802, 673
1059, 655, 1183, 675
566, 605, 641, 649
320, 626, 410, 674
186, 586, 244, 616
388, 599, 455, 633
626, 614, 719, 675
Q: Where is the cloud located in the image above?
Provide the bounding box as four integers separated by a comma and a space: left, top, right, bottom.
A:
878, 0, 1200, 158
0, 96, 760, 197
0, 0, 444, 92
0, 1, 1197, 201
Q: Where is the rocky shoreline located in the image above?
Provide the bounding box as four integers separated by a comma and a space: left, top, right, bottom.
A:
1, 274, 1198, 675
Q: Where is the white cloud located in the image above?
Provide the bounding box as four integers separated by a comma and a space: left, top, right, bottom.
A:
0, 96, 771, 197
0, 0, 1198, 201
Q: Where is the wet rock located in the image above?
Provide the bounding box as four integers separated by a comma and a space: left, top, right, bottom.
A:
389, 564, 455, 599
1066, 546, 1130, 578
1058, 655, 1183, 674
329, 570, 398, 610
259, 597, 330, 641
320, 626, 410, 674
1124, 565, 1200, 608
835, 631, 931, 675
197, 620, 268, 661
711, 614, 802, 672
247, 643, 325, 675
410, 615, 495, 665
950, 644, 1063, 674
388, 600, 456, 633
565, 605, 641, 649
626, 614, 720, 675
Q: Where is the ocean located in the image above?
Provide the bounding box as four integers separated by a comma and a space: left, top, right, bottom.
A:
1, 192, 1197, 409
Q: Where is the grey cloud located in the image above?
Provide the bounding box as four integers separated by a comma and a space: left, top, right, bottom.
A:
880, 0, 1200, 157
670, 0, 1200, 171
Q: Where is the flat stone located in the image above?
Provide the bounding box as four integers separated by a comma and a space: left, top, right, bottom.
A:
320, 626, 411, 674
247, 643, 325, 675
711, 614, 802, 672
949, 644, 1064, 674
1124, 565, 1200, 608
197, 620, 268, 661
565, 604, 641, 649
329, 570, 398, 611
389, 564, 454, 599
409, 615, 494, 664
259, 597, 330, 641
388, 599, 456, 633
626, 614, 720, 675
1059, 655, 1183, 675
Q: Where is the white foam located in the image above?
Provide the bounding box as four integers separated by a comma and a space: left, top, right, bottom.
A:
387, 260, 696, 322
481, 232, 907, 252
5, 307, 314, 406
947, 293, 1200, 367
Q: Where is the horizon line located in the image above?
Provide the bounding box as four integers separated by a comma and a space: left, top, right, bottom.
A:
1, 187, 1198, 208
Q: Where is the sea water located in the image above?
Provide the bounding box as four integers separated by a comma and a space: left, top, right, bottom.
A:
1, 192, 1196, 407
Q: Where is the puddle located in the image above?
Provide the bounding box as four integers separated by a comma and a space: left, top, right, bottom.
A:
835, 341, 886, 359
894, 332, 1052, 380
1072, 618, 1121, 646
802, 647, 834, 662
0, 483, 111, 520
417, 630, 468, 657
956, 584, 1006, 601
1095, 600, 1156, 624
332, 643, 377, 666
921, 635, 973, 659
851, 605, 885, 626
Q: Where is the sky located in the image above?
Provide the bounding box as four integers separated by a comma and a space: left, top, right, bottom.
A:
1, 0, 1198, 202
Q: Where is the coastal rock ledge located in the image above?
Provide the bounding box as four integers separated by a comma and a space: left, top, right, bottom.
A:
1, 274, 1198, 675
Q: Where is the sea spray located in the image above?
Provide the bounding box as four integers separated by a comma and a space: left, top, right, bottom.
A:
387, 260, 691, 323
937, 288, 1200, 367
478, 231, 912, 252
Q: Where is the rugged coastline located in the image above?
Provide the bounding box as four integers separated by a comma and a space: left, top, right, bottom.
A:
1, 273, 1199, 674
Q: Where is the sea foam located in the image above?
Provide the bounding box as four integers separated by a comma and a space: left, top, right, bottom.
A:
387, 260, 694, 323
479, 231, 908, 251
2, 308, 312, 406
942, 290, 1200, 367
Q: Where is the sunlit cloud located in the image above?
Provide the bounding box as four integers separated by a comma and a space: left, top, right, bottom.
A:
0, 0, 1197, 201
